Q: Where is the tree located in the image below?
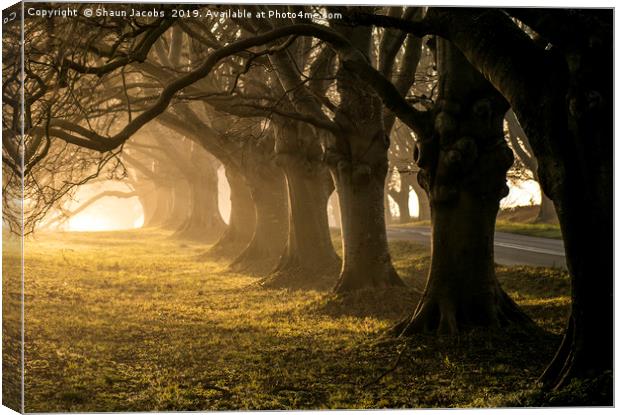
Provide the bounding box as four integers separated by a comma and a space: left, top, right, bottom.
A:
356, 6, 612, 398
505, 110, 557, 223
394, 38, 533, 334
388, 121, 430, 222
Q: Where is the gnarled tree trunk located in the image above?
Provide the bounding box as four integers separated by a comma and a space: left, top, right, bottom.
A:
534, 21, 612, 393
262, 121, 340, 288
422, 7, 612, 398
136, 187, 159, 228
327, 21, 405, 293
329, 143, 404, 293
397, 39, 532, 335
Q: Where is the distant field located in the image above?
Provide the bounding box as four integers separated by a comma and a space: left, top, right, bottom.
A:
15, 230, 570, 411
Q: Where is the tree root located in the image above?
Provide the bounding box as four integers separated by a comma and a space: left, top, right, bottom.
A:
257, 254, 341, 290
394, 287, 538, 337
172, 225, 223, 243
333, 266, 405, 294
363, 342, 410, 387
538, 315, 579, 392
229, 244, 280, 275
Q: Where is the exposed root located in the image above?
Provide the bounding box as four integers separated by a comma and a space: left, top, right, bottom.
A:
395, 287, 539, 337
259, 265, 340, 292
202, 240, 247, 261
229, 245, 279, 275
333, 266, 406, 294
539, 315, 578, 392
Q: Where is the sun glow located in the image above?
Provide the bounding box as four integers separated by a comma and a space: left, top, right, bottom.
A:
68, 213, 119, 232
57, 182, 144, 232
66, 199, 143, 232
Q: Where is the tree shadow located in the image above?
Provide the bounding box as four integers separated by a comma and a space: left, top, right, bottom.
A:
302, 287, 421, 321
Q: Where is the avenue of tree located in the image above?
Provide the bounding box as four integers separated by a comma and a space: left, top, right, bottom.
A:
2, 5, 612, 402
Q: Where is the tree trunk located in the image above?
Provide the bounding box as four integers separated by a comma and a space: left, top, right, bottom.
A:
174, 178, 226, 242
262, 154, 340, 288
326, 20, 404, 293
141, 186, 174, 228
391, 171, 412, 223
174, 156, 226, 242
397, 39, 533, 335
136, 187, 158, 228
372, 6, 612, 399
384, 184, 395, 224
399, 192, 532, 335
229, 165, 288, 274
535, 26, 612, 395
539, 174, 612, 394
411, 171, 431, 221
209, 166, 256, 258
328, 193, 342, 229
535, 190, 557, 223
330, 154, 404, 293
160, 181, 191, 231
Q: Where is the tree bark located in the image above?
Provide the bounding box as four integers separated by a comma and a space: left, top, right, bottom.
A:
230, 163, 288, 274
263, 154, 340, 288
260, 121, 340, 288
174, 154, 226, 242
327, 20, 405, 293
160, 181, 191, 231
389, 171, 412, 223
329, 144, 405, 293
535, 191, 557, 223
397, 39, 533, 335
209, 166, 256, 258
174, 178, 226, 242
426, 9, 613, 393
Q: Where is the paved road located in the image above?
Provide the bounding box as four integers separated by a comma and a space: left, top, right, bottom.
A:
387, 226, 566, 269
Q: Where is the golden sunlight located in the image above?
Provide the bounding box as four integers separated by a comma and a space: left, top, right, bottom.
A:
59, 182, 143, 232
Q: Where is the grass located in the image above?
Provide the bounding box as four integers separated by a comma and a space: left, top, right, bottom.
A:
7, 230, 573, 411
2, 234, 22, 412
392, 218, 562, 240
494, 220, 562, 240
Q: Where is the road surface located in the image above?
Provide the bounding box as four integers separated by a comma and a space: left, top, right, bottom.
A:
387, 226, 566, 269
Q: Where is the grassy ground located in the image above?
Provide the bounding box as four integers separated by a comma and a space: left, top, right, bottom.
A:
494, 220, 562, 239
15, 230, 571, 411
2, 234, 23, 412
392, 220, 562, 239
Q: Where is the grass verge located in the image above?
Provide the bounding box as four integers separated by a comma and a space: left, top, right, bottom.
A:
13, 230, 571, 410
391, 220, 562, 240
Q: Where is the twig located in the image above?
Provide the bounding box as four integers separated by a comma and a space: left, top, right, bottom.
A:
363, 343, 410, 387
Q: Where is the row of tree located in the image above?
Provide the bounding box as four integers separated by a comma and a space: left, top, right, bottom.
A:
2, 5, 611, 401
